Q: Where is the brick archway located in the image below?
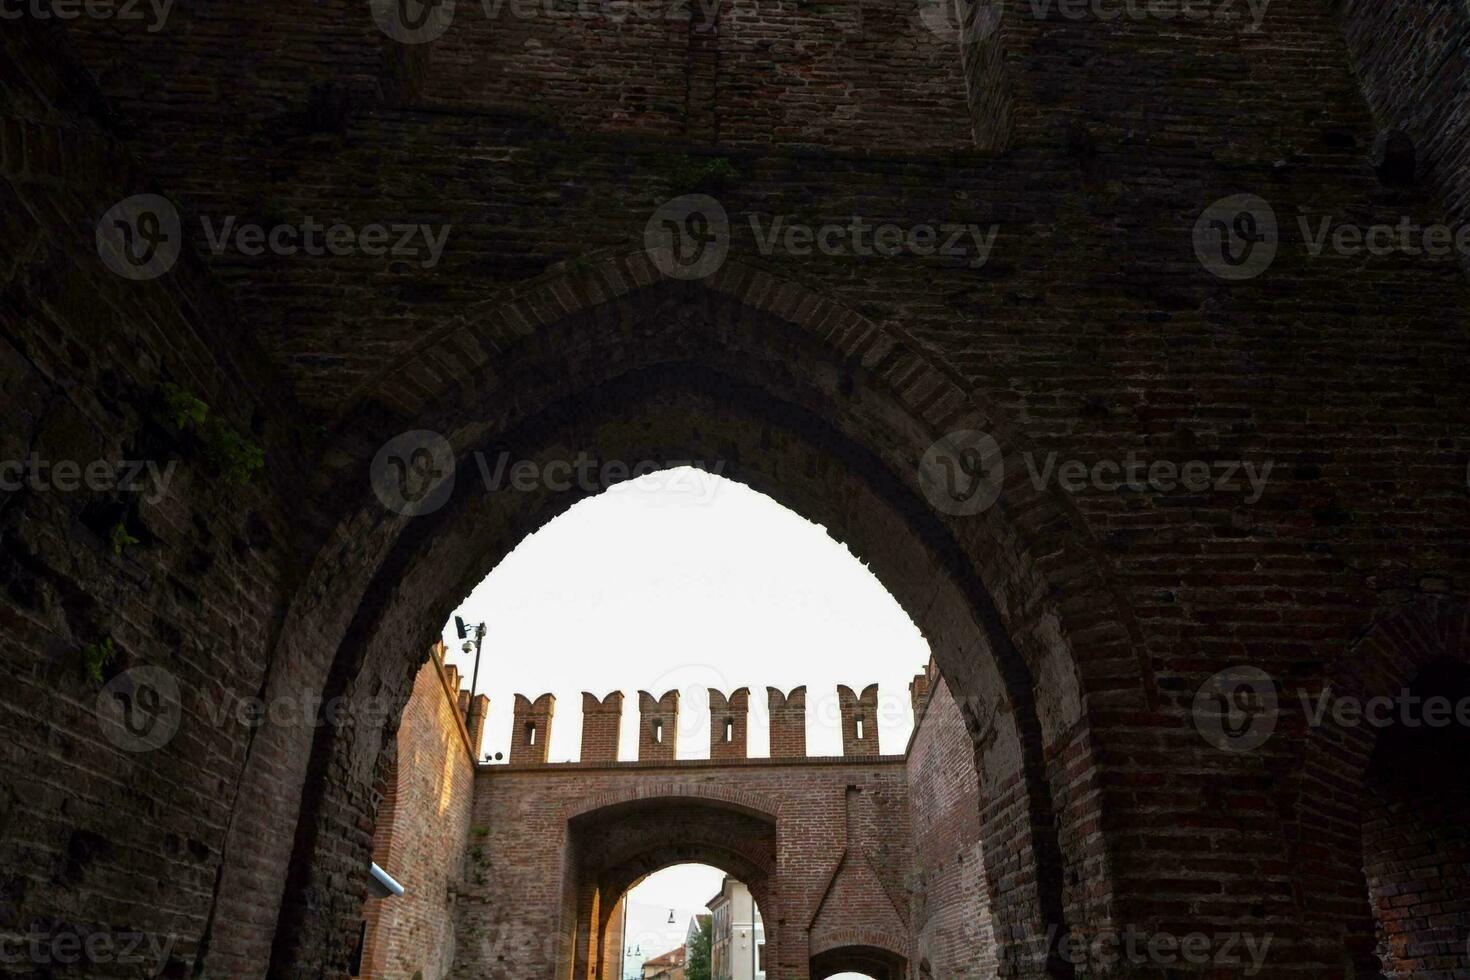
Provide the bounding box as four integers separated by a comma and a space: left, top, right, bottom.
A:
564, 784, 782, 823
222, 263, 1139, 978
564, 797, 780, 980
1291, 597, 1470, 975
809, 937, 908, 980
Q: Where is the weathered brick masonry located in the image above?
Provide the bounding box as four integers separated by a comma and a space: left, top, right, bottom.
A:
359, 644, 486, 980
452, 669, 963, 979
2, 0, 1470, 977
352, 654, 1001, 979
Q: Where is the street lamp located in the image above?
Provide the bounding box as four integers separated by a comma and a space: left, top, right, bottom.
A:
454, 614, 487, 730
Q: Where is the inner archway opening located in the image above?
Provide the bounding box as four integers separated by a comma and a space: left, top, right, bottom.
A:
352, 465, 1012, 978
616, 864, 767, 980
1361, 659, 1470, 978
276, 340, 1093, 980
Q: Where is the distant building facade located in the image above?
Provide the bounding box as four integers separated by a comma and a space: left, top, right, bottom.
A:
642, 944, 685, 980
707, 877, 765, 980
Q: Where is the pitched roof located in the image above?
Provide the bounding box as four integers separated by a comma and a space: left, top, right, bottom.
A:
645, 944, 685, 968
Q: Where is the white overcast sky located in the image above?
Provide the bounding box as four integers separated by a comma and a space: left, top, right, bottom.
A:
439, 468, 931, 763
438, 469, 929, 978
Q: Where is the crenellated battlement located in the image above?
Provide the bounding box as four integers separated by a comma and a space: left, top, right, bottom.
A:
429, 642, 490, 760
510, 692, 555, 765
636, 689, 680, 762
836, 683, 880, 758
708, 687, 750, 760
493, 674, 912, 767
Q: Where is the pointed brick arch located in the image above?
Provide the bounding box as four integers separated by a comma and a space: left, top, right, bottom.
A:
566, 796, 781, 980
231, 257, 1142, 978
565, 783, 782, 823
810, 937, 909, 980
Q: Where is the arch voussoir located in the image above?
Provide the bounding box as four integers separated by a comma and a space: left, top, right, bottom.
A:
256, 259, 1142, 979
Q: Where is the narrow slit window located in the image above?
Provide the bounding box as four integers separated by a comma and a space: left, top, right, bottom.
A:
653, 719, 663, 744
855, 714, 865, 740
525, 723, 537, 746
725, 718, 734, 742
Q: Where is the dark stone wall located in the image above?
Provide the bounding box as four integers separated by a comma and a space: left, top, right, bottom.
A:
0, 19, 307, 978
1339, 0, 1470, 227
0, 3, 1468, 978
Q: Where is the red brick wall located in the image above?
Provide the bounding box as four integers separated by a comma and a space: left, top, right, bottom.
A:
906, 675, 997, 980
6, 5, 1470, 978
767, 687, 807, 759
837, 684, 880, 758
457, 756, 910, 979
639, 690, 680, 762
360, 647, 484, 980
708, 688, 750, 760
411, 0, 973, 155
511, 693, 556, 765
582, 692, 625, 764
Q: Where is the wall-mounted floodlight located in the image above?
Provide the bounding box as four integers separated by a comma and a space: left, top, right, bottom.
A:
369, 862, 405, 899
